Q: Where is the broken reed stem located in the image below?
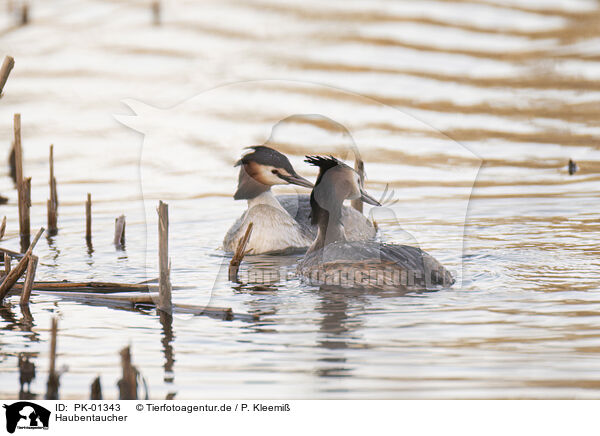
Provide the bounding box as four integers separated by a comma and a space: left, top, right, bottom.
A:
20, 255, 38, 305
114, 215, 125, 247
20, 178, 31, 251
351, 158, 365, 213
46, 317, 59, 400
157, 201, 171, 313
228, 222, 253, 282
0, 55, 15, 96
90, 376, 102, 400
0, 227, 44, 302
85, 193, 92, 241
0, 216, 6, 240
13, 114, 23, 185
13, 114, 31, 250
4, 252, 11, 276
47, 145, 58, 235
118, 346, 137, 400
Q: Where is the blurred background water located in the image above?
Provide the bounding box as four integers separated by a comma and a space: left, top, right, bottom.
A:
0, 0, 599, 399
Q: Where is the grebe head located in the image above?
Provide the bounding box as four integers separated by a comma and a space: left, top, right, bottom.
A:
234, 146, 314, 200
305, 156, 380, 224
305, 156, 380, 251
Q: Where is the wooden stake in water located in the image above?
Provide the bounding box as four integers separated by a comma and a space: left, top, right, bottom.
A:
3, 252, 11, 276
13, 114, 23, 186
13, 114, 31, 250
118, 346, 138, 400
85, 193, 92, 241
20, 255, 38, 306
0, 55, 15, 96
114, 215, 126, 248
228, 222, 253, 282
47, 145, 58, 235
46, 317, 60, 400
157, 201, 171, 313
90, 376, 102, 400
20, 177, 31, 251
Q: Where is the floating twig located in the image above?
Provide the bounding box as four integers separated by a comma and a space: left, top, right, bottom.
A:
90, 376, 102, 400
47, 145, 58, 235
228, 222, 253, 282
45, 317, 60, 400
118, 346, 138, 400
0, 55, 15, 97
30, 290, 246, 321
114, 215, 125, 248
157, 201, 171, 313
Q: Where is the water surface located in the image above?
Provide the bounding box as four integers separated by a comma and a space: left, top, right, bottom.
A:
0, 0, 599, 399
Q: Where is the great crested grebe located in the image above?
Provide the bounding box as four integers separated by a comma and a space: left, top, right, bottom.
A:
297, 156, 454, 290
223, 146, 375, 254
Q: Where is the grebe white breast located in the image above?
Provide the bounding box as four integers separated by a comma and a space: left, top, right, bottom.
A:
224, 147, 376, 255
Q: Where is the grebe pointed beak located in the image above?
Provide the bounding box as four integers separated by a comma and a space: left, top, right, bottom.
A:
360, 188, 381, 206
278, 172, 314, 188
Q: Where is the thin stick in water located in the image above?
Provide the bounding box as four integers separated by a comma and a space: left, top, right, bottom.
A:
19, 177, 31, 251
85, 193, 92, 242
228, 222, 253, 282
0, 55, 15, 96
90, 376, 102, 400
114, 215, 126, 248
47, 145, 58, 235
157, 201, 171, 313
20, 255, 38, 305
4, 252, 10, 276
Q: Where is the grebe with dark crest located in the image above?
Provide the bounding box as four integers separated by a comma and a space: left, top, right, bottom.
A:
297, 156, 454, 290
